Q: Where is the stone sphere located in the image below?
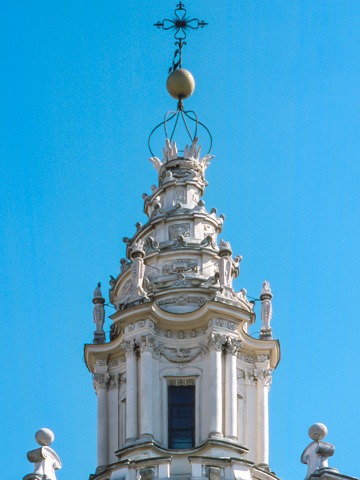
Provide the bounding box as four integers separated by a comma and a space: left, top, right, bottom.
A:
35, 428, 55, 446
166, 69, 195, 100
308, 423, 328, 441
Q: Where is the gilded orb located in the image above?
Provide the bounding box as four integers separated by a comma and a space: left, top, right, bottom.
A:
166, 69, 195, 100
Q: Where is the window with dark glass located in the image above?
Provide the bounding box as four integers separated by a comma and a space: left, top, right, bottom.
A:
168, 385, 195, 449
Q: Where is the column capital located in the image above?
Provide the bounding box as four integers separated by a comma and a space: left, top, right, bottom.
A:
207, 332, 225, 352
108, 373, 121, 390
121, 339, 138, 357
93, 373, 110, 391
139, 334, 157, 354
256, 368, 272, 386
224, 335, 242, 355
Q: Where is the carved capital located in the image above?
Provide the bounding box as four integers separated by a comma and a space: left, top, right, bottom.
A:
120, 339, 138, 357
255, 368, 272, 386
207, 332, 225, 352
108, 373, 121, 390
139, 334, 157, 354
93, 373, 110, 391
224, 336, 242, 355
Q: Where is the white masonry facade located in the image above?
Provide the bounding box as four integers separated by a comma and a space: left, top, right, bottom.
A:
84, 137, 281, 480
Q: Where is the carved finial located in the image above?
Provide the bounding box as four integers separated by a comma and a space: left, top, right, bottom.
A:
301, 423, 337, 480
131, 239, 145, 259
23, 428, 61, 480
93, 282, 106, 344
259, 280, 273, 340
219, 238, 232, 256
93, 282, 102, 298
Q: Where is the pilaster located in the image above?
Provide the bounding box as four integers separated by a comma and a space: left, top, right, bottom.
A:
93, 373, 110, 470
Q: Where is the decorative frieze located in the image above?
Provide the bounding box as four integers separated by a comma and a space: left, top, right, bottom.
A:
207, 319, 239, 332
169, 223, 190, 239
153, 325, 206, 338
158, 344, 206, 363
162, 258, 198, 276
238, 353, 256, 364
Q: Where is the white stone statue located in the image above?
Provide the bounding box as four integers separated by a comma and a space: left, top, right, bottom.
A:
118, 240, 149, 307
23, 428, 61, 480
259, 281, 273, 340
131, 242, 146, 290
301, 423, 336, 479
93, 282, 106, 344
218, 239, 242, 290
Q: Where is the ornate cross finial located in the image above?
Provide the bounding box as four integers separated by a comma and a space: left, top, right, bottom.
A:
154, 2, 208, 73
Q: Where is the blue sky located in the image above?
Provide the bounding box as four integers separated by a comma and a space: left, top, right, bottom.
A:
1, 1, 360, 479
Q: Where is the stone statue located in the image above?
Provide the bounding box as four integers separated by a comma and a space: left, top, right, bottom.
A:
131, 241, 146, 290
218, 239, 242, 290
23, 428, 61, 480
93, 282, 106, 344
259, 281, 273, 340
118, 240, 149, 308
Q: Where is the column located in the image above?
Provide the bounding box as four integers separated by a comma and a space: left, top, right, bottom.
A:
224, 338, 238, 440
256, 369, 271, 465
94, 374, 109, 469
208, 333, 223, 438
140, 336, 154, 438
108, 374, 119, 463
125, 348, 138, 442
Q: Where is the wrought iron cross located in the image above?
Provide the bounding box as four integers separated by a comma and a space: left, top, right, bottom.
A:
154, 2, 208, 73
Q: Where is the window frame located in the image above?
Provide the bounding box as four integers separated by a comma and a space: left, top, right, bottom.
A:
167, 379, 196, 450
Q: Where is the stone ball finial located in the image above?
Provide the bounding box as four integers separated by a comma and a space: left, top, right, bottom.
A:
308, 423, 328, 441
166, 69, 195, 100
35, 427, 55, 446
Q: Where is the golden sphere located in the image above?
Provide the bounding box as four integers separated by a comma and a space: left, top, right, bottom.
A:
166, 69, 195, 100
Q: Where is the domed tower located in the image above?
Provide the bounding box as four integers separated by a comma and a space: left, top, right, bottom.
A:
84, 4, 280, 480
